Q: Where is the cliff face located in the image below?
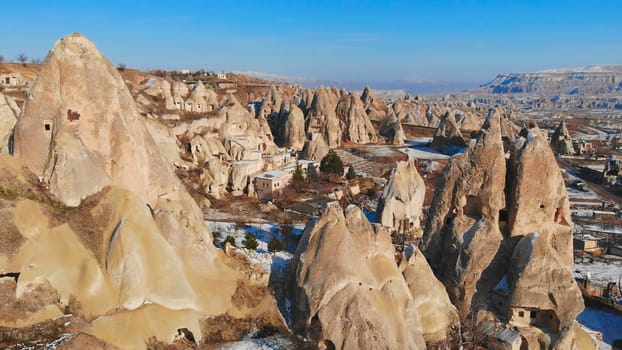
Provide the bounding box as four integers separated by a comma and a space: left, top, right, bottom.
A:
291, 204, 458, 350
376, 159, 425, 235
480, 65, 622, 95
2, 34, 283, 349
421, 106, 584, 348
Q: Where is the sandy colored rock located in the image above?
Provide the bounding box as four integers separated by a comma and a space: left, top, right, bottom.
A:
550, 120, 575, 155
430, 111, 467, 152
376, 159, 425, 235
2, 34, 284, 349
14, 33, 182, 208
505, 127, 582, 347
422, 106, 583, 348
307, 87, 342, 148
0, 93, 19, 153
379, 110, 405, 144
280, 104, 306, 151
421, 107, 509, 316
291, 204, 459, 349
335, 93, 378, 144
291, 204, 426, 349
301, 133, 329, 161
401, 245, 459, 344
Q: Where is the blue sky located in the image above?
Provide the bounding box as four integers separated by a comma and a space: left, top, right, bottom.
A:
1, 0, 620, 84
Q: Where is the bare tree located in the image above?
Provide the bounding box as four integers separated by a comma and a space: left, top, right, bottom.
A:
0, 55, 4, 63
30, 57, 42, 64
16, 53, 28, 65
117, 63, 126, 71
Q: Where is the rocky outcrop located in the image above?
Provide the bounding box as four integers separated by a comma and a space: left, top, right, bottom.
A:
4, 34, 283, 349
0, 92, 19, 153
506, 129, 582, 346
422, 106, 583, 348
307, 87, 342, 148
401, 245, 459, 344
301, 133, 329, 162
379, 111, 405, 144
335, 93, 378, 144
422, 107, 508, 316
291, 204, 457, 349
280, 104, 306, 151
430, 112, 467, 153
479, 65, 622, 95
550, 120, 575, 155
14, 34, 183, 208
376, 160, 425, 236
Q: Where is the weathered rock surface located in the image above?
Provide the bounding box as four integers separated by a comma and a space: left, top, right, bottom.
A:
505, 128, 582, 346
422, 107, 508, 316
335, 93, 378, 144
549, 120, 575, 155
301, 133, 329, 161
291, 204, 458, 349
376, 159, 425, 236
3, 34, 283, 349
422, 106, 584, 348
401, 245, 459, 344
430, 111, 467, 152
0, 92, 19, 153
280, 104, 306, 151
379, 110, 405, 144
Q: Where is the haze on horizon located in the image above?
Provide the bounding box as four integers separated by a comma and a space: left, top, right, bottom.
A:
1, 0, 620, 88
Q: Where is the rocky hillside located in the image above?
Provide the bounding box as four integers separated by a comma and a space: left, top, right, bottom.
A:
478, 65, 622, 95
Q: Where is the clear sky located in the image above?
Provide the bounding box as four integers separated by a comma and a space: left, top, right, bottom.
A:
1, 0, 620, 84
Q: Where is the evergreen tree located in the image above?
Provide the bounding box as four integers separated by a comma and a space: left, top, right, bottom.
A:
223, 235, 236, 247
242, 232, 259, 250
320, 151, 344, 175
346, 165, 357, 179
292, 161, 305, 183
268, 237, 284, 252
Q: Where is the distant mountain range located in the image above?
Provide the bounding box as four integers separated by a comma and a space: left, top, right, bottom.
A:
477, 65, 622, 96
234, 71, 478, 95
237, 65, 622, 97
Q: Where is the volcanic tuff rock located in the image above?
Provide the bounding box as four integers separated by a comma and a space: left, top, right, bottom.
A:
422, 107, 508, 316
14, 33, 184, 208
507, 128, 582, 340
376, 159, 425, 235
430, 111, 467, 152
278, 103, 306, 151
3, 34, 283, 349
335, 93, 378, 144
421, 106, 584, 348
549, 120, 575, 155
379, 110, 405, 144
307, 87, 342, 148
0, 92, 20, 153
291, 204, 457, 349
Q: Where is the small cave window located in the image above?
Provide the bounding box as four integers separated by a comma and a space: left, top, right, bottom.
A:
539, 204, 545, 210
66, 109, 80, 121
518, 311, 524, 317
44, 123, 51, 131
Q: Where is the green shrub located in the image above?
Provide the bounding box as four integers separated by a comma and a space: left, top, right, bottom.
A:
292, 163, 305, 183
223, 235, 236, 247
320, 151, 344, 175
268, 237, 284, 252
242, 233, 259, 250
346, 166, 357, 180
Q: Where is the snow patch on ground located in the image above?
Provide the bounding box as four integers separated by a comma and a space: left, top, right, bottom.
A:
574, 260, 622, 287
213, 334, 300, 350
400, 146, 452, 160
